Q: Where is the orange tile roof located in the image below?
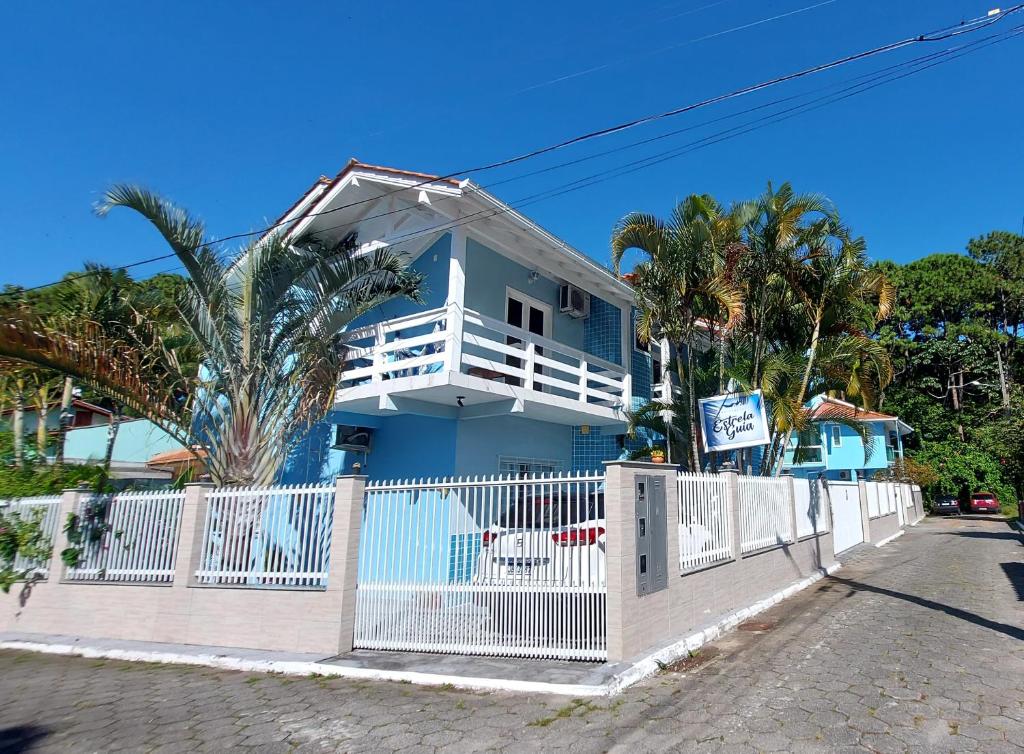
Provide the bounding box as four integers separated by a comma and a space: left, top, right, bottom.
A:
147, 447, 207, 466
805, 397, 897, 422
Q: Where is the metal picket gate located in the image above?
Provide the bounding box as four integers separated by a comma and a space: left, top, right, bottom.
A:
353, 472, 607, 661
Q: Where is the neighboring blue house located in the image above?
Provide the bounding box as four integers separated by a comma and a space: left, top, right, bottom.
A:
64, 418, 187, 484
278, 161, 651, 483
781, 396, 913, 481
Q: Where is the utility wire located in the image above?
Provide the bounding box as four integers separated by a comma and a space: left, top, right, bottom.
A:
147, 20, 1024, 285
5, 5, 1022, 297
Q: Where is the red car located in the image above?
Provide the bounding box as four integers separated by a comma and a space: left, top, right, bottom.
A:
967, 492, 1000, 514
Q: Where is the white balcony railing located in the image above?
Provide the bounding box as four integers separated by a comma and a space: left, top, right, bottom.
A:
338, 306, 630, 412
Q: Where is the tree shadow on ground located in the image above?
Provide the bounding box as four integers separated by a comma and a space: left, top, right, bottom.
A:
827, 576, 1024, 642
0, 725, 50, 753
999, 562, 1024, 602
951, 531, 1024, 542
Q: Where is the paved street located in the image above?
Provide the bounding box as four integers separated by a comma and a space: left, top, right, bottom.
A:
1, 516, 1022, 753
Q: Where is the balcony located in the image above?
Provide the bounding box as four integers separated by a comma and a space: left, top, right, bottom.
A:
652, 381, 684, 403
335, 306, 630, 426
789, 446, 824, 465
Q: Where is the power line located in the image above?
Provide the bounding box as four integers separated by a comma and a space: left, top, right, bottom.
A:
286, 22, 1024, 259
512, 0, 840, 95
5, 5, 1022, 298
132, 34, 1002, 280
119, 23, 1024, 293
198, 5, 1022, 248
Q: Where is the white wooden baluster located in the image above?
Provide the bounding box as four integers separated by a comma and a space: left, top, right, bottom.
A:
371, 323, 386, 383
578, 358, 588, 402
523, 342, 536, 391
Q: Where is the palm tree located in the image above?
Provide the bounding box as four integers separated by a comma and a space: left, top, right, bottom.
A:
760, 219, 894, 474
612, 195, 745, 470
0, 187, 423, 486
736, 182, 833, 388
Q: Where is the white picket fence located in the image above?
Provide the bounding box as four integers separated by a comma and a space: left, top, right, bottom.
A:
738, 477, 793, 553
66, 490, 185, 583
794, 478, 830, 538
677, 472, 732, 571
354, 472, 607, 661
195, 484, 335, 587
1, 495, 62, 577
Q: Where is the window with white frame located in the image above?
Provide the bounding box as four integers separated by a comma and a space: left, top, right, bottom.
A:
831, 425, 843, 447
498, 456, 565, 477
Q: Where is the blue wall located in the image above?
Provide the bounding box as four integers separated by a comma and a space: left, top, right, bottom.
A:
282, 411, 458, 483
783, 419, 891, 479
455, 415, 572, 476
284, 411, 576, 483
346, 233, 451, 332
583, 295, 623, 366
64, 419, 184, 463
463, 237, 584, 351
826, 421, 888, 471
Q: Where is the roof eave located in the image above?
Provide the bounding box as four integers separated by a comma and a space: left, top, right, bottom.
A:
461, 180, 634, 302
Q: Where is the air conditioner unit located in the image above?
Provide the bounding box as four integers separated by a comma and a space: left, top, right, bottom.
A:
559, 284, 591, 318
332, 425, 373, 452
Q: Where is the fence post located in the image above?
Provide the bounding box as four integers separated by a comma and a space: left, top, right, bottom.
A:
176, 482, 214, 587
603, 460, 678, 663
720, 463, 742, 561
328, 474, 366, 655
856, 472, 872, 543
781, 470, 798, 543
49, 486, 87, 579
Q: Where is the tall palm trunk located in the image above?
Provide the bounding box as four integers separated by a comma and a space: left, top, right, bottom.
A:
55, 376, 73, 465
12, 385, 25, 468
35, 386, 49, 459
772, 308, 823, 477
102, 404, 122, 475
686, 342, 701, 471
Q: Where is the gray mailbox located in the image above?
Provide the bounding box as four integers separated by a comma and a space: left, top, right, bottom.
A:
634, 474, 668, 596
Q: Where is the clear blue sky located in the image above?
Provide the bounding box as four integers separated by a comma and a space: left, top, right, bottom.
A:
1, 0, 1022, 288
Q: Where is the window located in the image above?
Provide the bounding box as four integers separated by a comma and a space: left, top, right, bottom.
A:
634, 321, 646, 352
790, 432, 823, 463
504, 288, 551, 389
831, 425, 843, 447
498, 456, 564, 477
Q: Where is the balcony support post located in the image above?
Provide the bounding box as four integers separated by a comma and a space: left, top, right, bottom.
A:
524, 342, 536, 391
445, 227, 467, 375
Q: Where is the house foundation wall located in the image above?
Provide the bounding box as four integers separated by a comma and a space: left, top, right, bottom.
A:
869, 512, 901, 544
604, 462, 839, 663
0, 582, 344, 655
0, 478, 365, 657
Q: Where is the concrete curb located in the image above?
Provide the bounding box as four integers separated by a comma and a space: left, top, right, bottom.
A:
0, 639, 608, 698
0, 563, 843, 698
874, 529, 906, 548
603, 562, 842, 695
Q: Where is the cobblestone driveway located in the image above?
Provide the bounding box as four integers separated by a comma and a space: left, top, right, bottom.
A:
1, 516, 1022, 753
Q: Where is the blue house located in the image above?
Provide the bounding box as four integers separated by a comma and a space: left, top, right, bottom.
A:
781, 396, 913, 481
279, 161, 653, 483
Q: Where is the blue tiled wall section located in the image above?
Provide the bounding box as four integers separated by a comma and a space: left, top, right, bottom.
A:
583, 295, 622, 365
571, 425, 621, 472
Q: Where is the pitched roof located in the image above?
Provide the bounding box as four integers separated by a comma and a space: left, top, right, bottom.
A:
805, 397, 898, 423
0, 398, 112, 418
277, 159, 634, 303
147, 447, 206, 466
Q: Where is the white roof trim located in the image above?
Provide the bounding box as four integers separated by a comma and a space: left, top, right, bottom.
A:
280, 164, 634, 306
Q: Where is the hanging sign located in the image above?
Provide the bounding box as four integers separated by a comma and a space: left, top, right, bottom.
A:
698, 390, 770, 452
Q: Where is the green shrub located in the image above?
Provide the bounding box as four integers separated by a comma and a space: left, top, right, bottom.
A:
0, 508, 52, 593
0, 463, 108, 498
